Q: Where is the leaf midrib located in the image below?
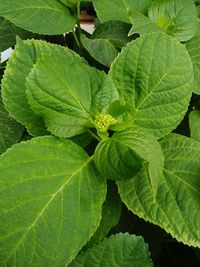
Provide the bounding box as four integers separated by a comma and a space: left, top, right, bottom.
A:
3, 156, 93, 265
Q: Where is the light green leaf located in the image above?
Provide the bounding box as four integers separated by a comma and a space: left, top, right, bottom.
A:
69, 233, 153, 267
26, 53, 118, 138
148, 0, 198, 41
110, 33, 193, 138
80, 34, 118, 67
0, 0, 76, 35
92, 21, 132, 49
186, 22, 200, 94
85, 183, 122, 248
0, 17, 33, 53
0, 136, 106, 266
93, 0, 152, 23
94, 126, 164, 193
118, 134, 200, 247
1, 38, 84, 136
0, 96, 24, 154
189, 110, 200, 141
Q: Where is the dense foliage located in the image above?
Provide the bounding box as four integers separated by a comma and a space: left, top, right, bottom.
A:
0, 0, 200, 266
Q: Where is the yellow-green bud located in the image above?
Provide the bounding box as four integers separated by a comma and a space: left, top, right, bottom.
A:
94, 114, 117, 133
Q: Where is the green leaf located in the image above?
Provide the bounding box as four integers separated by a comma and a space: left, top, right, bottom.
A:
189, 110, 200, 141
92, 21, 132, 49
26, 53, 119, 138
186, 22, 200, 94
0, 136, 106, 266
0, 0, 76, 35
0, 96, 24, 154
93, 0, 152, 23
0, 17, 33, 53
110, 33, 193, 138
118, 134, 200, 247
69, 233, 153, 267
148, 0, 198, 42
1, 38, 84, 136
80, 34, 118, 67
94, 126, 164, 193
85, 182, 122, 248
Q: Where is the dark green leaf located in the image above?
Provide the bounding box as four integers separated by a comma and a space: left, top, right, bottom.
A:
189, 110, 200, 141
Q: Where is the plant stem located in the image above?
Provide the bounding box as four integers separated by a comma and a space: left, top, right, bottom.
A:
72, 28, 81, 47
88, 130, 101, 142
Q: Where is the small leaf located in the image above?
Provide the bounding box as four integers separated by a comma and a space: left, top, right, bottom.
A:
118, 134, 200, 247
110, 33, 193, 138
26, 52, 118, 138
0, 17, 33, 53
189, 110, 200, 141
94, 126, 164, 193
0, 136, 106, 266
0, 96, 24, 154
69, 233, 153, 267
1, 38, 85, 136
80, 34, 118, 67
0, 0, 76, 35
148, 0, 198, 41
93, 0, 152, 23
186, 22, 200, 94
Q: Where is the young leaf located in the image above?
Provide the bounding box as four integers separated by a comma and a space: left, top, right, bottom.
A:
186, 22, 200, 94
0, 96, 24, 154
0, 0, 76, 35
189, 110, 200, 141
1, 38, 85, 136
69, 233, 153, 267
80, 34, 118, 67
148, 0, 198, 42
26, 52, 118, 138
0, 136, 106, 266
94, 126, 164, 193
0, 17, 33, 53
118, 134, 200, 247
110, 33, 193, 138
93, 0, 152, 23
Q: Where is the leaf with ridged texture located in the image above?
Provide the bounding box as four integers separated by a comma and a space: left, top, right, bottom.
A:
69, 233, 153, 267
148, 0, 198, 42
80, 34, 118, 67
189, 110, 200, 141
110, 33, 193, 138
0, 0, 76, 35
118, 134, 200, 247
0, 136, 106, 266
85, 183, 122, 248
94, 126, 164, 193
0, 96, 24, 154
92, 21, 132, 49
26, 54, 119, 138
1, 38, 85, 136
93, 0, 152, 23
186, 22, 200, 94
0, 17, 33, 53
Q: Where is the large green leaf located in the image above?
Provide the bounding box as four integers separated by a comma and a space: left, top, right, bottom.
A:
0, 0, 76, 35
148, 0, 198, 42
26, 53, 118, 138
93, 0, 152, 23
189, 110, 200, 141
1, 38, 84, 136
186, 22, 200, 94
94, 126, 164, 193
110, 33, 193, 138
118, 134, 200, 247
0, 17, 33, 53
0, 136, 106, 266
0, 96, 23, 154
80, 34, 118, 67
69, 233, 153, 267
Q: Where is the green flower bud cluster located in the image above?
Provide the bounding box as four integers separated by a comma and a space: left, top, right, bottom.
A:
94, 114, 117, 133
